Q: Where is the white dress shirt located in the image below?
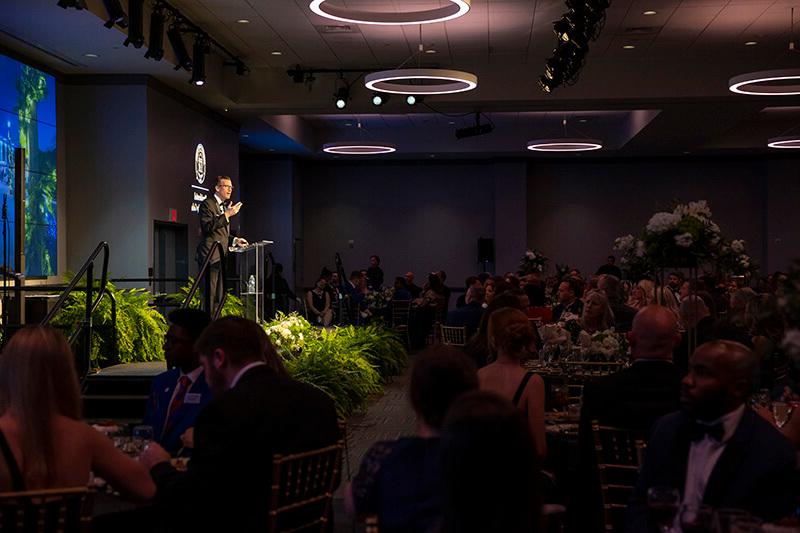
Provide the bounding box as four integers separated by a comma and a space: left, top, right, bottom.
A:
682, 404, 746, 508
166, 365, 204, 411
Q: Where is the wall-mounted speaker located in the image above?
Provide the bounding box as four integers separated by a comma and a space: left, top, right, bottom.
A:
477, 237, 495, 263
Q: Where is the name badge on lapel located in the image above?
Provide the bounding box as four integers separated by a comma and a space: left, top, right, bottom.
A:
184, 393, 203, 405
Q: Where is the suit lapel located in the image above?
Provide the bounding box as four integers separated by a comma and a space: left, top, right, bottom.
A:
670, 418, 694, 496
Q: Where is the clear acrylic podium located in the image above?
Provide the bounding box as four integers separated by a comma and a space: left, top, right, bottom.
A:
231, 240, 272, 322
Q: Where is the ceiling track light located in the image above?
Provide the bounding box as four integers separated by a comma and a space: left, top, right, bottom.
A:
334, 86, 350, 109
309, 0, 470, 25
57, 0, 87, 9
144, 7, 165, 60
190, 37, 208, 86
124, 0, 145, 48
405, 94, 424, 105
102, 0, 128, 29
372, 93, 388, 106
167, 25, 192, 71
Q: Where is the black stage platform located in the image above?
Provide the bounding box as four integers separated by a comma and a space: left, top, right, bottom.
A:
83, 362, 165, 421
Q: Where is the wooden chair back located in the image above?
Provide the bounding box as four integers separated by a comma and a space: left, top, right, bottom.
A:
591, 422, 646, 533
0, 487, 94, 533
440, 325, 467, 346
365, 515, 380, 533
268, 441, 343, 533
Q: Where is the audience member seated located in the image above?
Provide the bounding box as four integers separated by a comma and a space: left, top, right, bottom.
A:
625, 341, 797, 531
143, 308, 213, 456
0, 326, 155, 499
462, 293, 525, 368
575, 305, 683, 532
580, 290, 614, 334
667, 271, 684, 300
410, 273, 448, 348
522, 273, 547, 307
391, 276, 412, 301
455, 276, 481, 308
141, 317, 340, 533
306, 276, 333, 327
366, 254, 384, 291
439, 391, 541, 533
478, 308, 546, 459
405, 271, 422, 299
484, 278, 496, 305
626, 284, 649, 309
714, 287, 756, 347
746, 294, 792, 394
597, 274, 637, 332
264, 263, 299, 315
345, 345, 478, 532
552, 277, 584, 322
595, 255, 623, 279
447, 286, 485, 339
675, 295, 716, 376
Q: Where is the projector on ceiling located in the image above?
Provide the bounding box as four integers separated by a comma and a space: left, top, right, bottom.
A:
455, 122, 494, 140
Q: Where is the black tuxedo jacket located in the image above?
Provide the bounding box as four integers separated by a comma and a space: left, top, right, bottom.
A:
574, 360, 683, 532
196, 196, 230, 265
625, 408, 797, 532
151, 365, 341, 532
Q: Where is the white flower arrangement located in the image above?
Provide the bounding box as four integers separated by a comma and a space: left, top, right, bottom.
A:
518, 249, 548, 275
646, 212, 682, 233
575, 329, 628, 360
263, 312, 316, 357
675, 232, 694, 247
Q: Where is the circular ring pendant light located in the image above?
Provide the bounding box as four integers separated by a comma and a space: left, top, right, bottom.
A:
309, 0, 471, 25
365, 69, 478, 95
767, 136, 800, 149
526, 139, 603, 152
728, 69, 800, 96
323, 142, 396, 155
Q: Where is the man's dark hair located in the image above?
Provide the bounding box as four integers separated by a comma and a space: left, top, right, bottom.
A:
607, 255, 615, 263
464, 276, 479, 289
477, 272, 491, 284
167, 308, 211, 342
274, 263, 284, 274
214, 175, 231, 187
562, 277, 583, 299
370, 255, 381, 264
410, 345, 478, 429
195, 317, 286, 376
669, 271, 684, 281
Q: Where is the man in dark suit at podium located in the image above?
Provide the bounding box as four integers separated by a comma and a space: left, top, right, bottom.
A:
196, 175, 247, 313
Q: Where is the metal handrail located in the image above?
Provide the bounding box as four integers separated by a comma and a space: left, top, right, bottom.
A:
42, 241, 109, 325
183, 241, 228, 319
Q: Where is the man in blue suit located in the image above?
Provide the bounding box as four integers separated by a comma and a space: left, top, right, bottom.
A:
143, 308, 213, 456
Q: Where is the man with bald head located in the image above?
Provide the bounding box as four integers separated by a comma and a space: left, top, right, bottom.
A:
575, 306, 684, 532
626, 341, 796, 531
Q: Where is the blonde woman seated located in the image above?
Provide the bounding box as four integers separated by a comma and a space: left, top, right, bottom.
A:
306, 277, 333, 326
654, 286, 682, 328
0, 326, 155, 500
478, 308, 546, 460
580, 290, 615, 333
626, 285, 649, 309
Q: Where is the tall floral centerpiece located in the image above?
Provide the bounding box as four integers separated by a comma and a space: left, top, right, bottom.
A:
613, 200, 756, 279
518, 249, 548, 275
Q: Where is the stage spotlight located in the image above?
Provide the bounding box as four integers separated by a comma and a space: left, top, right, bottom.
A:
406, 94, 424, 106
335, 87, 349, 109
144, 8, 165, 60
371, 93, 389, 106
124, 0, 145, 48
57, 0, 88, 9
189, 37, 207, 86
539, 75, 559, 93
167, 25, 192, 71
102, 0, 128, 29
553, 15, 589, 49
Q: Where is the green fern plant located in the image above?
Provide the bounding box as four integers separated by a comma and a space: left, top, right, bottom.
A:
164, 277, 244, 317
50, 277, 167, 365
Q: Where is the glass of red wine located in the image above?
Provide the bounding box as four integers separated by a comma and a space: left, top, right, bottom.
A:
647, 486, 680, 532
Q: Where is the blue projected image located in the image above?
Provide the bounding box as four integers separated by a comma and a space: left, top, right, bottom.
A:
0, 53, 57, 277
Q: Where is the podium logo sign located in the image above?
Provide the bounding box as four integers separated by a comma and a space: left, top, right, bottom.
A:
195, 143, 207, 184
191, 143, 209, 213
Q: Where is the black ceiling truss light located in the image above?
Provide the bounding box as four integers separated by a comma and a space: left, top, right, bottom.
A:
540, 0, 610, 93
190, 35, 209, 86
102, 0, 128, 29
144, 5, 166, 60
334, 75, 351, 109
455, 111, 494, 139
167, 23, 193, 71
56, 0, 87, 10
124, 0, 145, 48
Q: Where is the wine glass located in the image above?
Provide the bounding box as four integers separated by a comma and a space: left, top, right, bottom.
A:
771, 401, 790, 428
551, 384, 569, 413
647, 486, 680, 533
679, 504, 714, 533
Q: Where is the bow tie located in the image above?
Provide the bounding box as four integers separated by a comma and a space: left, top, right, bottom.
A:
690, 421, 724, 443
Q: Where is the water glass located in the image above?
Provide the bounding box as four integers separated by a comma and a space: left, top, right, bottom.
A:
132, 424, 154, 454
679, 504, 714, 533
647, 486, 680, 532
551, 384, 569, 412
